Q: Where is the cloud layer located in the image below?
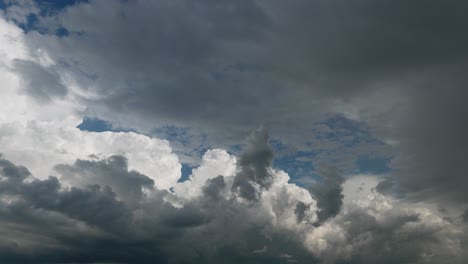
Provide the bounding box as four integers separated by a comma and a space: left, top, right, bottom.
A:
2, 0, 465, 204
0, 152, 463, 263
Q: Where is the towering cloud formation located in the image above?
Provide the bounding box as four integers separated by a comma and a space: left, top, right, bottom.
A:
308, 165, 344, 226
232, 128, 274, 200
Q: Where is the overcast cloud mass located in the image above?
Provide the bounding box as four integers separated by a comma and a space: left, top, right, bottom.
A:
0, 0, 467, 263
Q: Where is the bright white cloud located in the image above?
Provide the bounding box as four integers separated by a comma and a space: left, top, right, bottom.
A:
260, 169, 317, 230
0, 121, 181, 189
173, 148, 236, 199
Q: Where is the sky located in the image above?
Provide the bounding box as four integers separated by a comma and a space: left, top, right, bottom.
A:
0, 0, 467, 263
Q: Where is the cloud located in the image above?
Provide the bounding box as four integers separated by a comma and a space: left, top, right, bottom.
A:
463, 210, 468, 222
232, 127, 274, 200
308, 164, 344, 226
0, 153, 313, 263
0, 121, 181, 189
1, 1, 468, 263
173, 148, 236, 199
303, 175, 464, 264
54, 155, 155, 203
2, 0, 40, 25
294, 201, 310, 224
0, 155, 165, 263
4, 0, 466, 206
12, 59, 67, 103
374, 67, 468, 203
0, 12, 183, 192
0, 154, 464, 263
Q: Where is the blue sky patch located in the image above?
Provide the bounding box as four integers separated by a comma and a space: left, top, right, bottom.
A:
1, 0, 86, 34
152, 126, 192, 147
178, 163, 193, 183
77, 116, 134, 133
77, 117, 113, 132
55, 26, 69, 37
35, 0, 87, 11
357, 156, 391, 174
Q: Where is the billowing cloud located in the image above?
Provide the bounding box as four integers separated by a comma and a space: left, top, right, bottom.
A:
0, 152, 464, 263
55, 155, 155, 203
173, 148, 236, 199
0, 119, 181, 189
303, 175, 463, 264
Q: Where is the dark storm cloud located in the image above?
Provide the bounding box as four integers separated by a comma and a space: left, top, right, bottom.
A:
232, 128, 274, 200
19, 0, 320, 145
266, 0, 468, 204
0, 148, 344, 263
12, 59, 67, 103
376, 66, 468, 202
13, 0, 467, 205
0, 154, 30, 179
0, 155, 171, 262
0, 156, 163, 263
0, 154, 316, 263
329, 211, 432, 264
308, 165, 344, 225
463, 210, 468, 222
259, 0, 468, 203
0, 154, 464, 263
202, 175, 226, 200
263, 0, 468, 75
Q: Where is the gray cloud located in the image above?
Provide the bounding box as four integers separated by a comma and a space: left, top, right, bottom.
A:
2, 0, 40, 25
0, 154, 315, 263
232, 128, 274, 200
294, 201, 309, 224
0, 154, 30, 180
0, 146, 465, 263
54, 155, 154, 203
12, 0, 467, 206
12, 59, 67, 103
308, 164, 344, 226
262, 0, 468, 76
374, 66, 468, 203
328, 211, 428, 264
202, 175, 226, 200
2, 0, 468, 262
